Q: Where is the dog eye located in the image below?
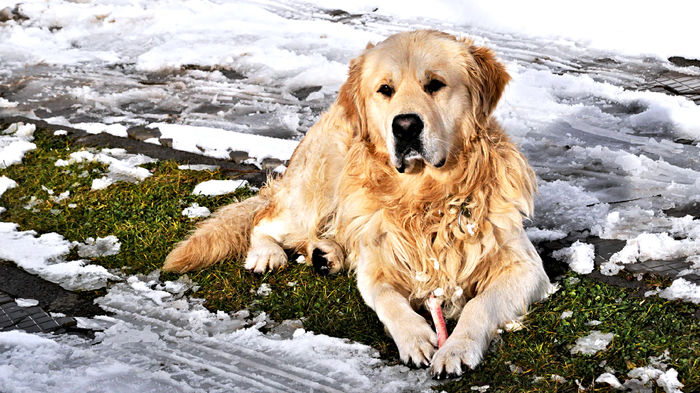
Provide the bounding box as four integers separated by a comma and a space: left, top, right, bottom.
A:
425, 79, 446, 94
377, 84, 394, 97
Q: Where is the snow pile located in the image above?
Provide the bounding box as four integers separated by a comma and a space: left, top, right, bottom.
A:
601, 232, 700, 276
0, 122, 36, 169
154, 123, 298, 164
570, 331, 614, 355
76, 236, 122, 258
0, 222, 118, 290
182, 202, 211, 218
0, 271, 435, 392
192, 179, 248, 196
552, 241, 595, 274
55, 148, 156, 190
655, 278, 700, 304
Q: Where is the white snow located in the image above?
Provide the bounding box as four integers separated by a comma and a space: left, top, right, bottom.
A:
76, 236, 122, 258
560, 311, 573, 319
658, 278, 700, 304
601, 232, 700, 276
596, 372, 623, 389
181, 202, 211, 218
0, 175, 17, 197
570, 331, 614, 355
55, 148, 156, 190
178, 164, 220, 171
0, 122, 36, 169
0, 97, 18, 108
14, 298, 39, 307
0, 272, 435, 392
552, 241, 595, 275
192, 179, 249, 196
0, 222, 118, 290
154, 123, 298, 164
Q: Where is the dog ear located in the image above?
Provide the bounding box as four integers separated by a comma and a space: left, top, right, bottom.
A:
365, 42, 375, 49
337, 55, 367, 137
467, 45, 511, 120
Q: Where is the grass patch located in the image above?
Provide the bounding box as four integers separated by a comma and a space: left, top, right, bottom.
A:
1, 124, 698, 391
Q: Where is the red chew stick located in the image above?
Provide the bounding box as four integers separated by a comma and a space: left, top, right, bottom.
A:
427, 294, 448, 347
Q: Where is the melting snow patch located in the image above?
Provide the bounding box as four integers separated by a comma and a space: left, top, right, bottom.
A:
0, 175, 17, 197
570, 331, 614, 355
14, 298, 39, 307
153, 123, 298, 164
76, 236, 121, 258
560, 311, 573, 319
0, 97, 18, 108
0, 222, 118, 290
595, 372, 623, 389
0, 122, 36, 169
0, 271, 435, 392
601, 233, 700, 276
55, 148, 156, 190
192, 179, 248, 196
658, 278, 700, 304
553, 241, 595, 274
177, 164, 220, 171
182, 202, 211, 218
526, 227, 567, 243
256, 283, 272, 297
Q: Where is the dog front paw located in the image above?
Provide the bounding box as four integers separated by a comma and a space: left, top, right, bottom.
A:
430, 336, 482, 379
244, 240, 287, 273
388, 316, 438, 367
310, 239, 345, 275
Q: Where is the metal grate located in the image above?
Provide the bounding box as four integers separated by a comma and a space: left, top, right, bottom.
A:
0, 290, 77, 333
644, 72, 700, 104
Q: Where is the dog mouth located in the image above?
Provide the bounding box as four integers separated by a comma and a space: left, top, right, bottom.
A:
396, 149, 422, 173
395, 148, 445, 173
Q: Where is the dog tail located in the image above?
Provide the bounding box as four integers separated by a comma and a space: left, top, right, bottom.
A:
163, 195, 268, 272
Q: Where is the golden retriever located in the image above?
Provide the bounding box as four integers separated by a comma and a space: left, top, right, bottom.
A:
163, 30, 550, 378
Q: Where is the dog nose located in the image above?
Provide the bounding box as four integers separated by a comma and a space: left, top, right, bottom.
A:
392, 114, 423, 142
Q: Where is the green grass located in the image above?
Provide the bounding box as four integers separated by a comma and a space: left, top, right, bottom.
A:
1, 124, 698, 392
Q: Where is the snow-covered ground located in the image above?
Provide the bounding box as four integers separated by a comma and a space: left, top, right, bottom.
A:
1, 0, 699, 391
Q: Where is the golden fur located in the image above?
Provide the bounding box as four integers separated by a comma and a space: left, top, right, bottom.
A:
164, 30, 550, 377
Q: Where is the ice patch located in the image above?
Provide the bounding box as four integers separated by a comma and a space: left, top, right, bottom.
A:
570, 331, 614, 355
526, 227, 567, 243
55, 148, 156, 190
182, 202, 211, 218
0, 222, 118, 290
552, 241, 595, 274
192, 179, 248, 196
76, 235, 121, 258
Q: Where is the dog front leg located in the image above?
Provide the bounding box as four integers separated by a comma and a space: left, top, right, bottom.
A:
357, 261, 437, 367
430, 260, 550, 378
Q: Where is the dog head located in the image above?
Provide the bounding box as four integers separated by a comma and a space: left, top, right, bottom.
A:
338, 30, 510, 173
